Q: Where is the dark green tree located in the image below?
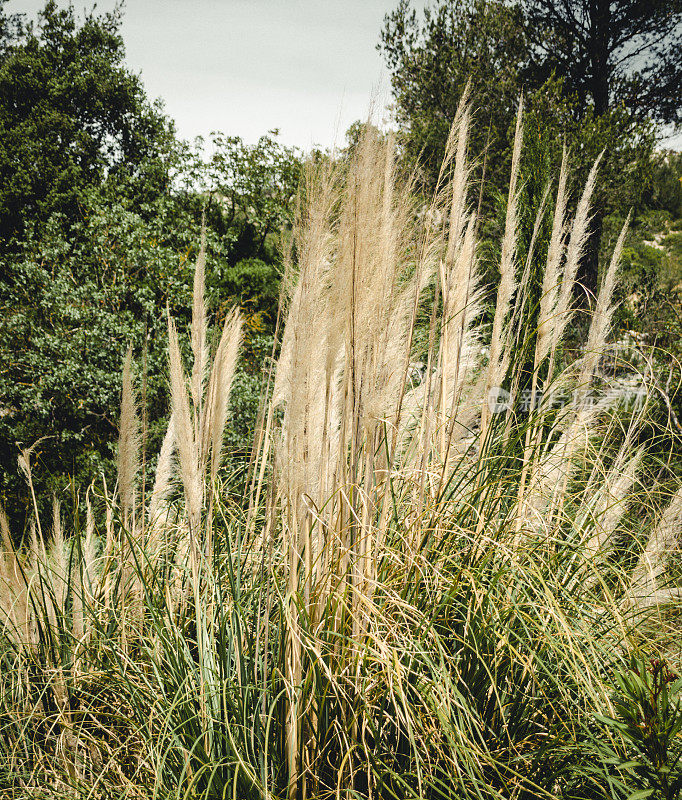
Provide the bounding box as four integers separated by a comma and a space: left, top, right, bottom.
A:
523, 0, 682, 126
0, 0, 174, 246
0, 4, 301, 531
0, 130, 302, 531
0, 189, 203, 529
379, 0, 528, 195
379, 0, 665, 297
522, 0, 682, 295
205, 130, 301, 264
523, 76, 656, 303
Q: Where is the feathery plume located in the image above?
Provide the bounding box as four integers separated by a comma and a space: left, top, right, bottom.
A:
584, 446, 643, 562
83, 492, 97, 589
535, 148, 569, 368
576, 214, 630, 392
481, 96, 523, 434
168, 313, 202, 534
549, 152, 603, 360
148, 412, 177, 524
630, 485, 682, 599
117, 344, 140, 522
204, 307, 243, 482
0, 504, 12, 560
18, 442, 44, 541
191, 223, 208, 412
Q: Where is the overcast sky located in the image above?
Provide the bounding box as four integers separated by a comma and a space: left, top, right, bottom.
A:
9, 0, 411, 150
9, 1, 681, 152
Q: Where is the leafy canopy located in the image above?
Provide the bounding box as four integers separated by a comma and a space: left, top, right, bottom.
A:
0, 0, 174, 245
522, 0, 682, 123
379, 0, 663, 295
0, 2, 302, 531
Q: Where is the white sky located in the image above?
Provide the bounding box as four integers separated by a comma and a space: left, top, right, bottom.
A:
8, 1, 681, 151
9, 0, 409, 150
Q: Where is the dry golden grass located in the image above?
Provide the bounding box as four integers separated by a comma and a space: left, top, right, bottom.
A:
1, 99, 681, 800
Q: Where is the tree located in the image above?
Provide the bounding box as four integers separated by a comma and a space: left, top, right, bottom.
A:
204, 130, 301, 265
0, 133, 303, 530
0, 188, 201, 528
522, 0, 682, 295
0, 1, 174, 246
0, 0, 302, 529
379, 0, 529, 194
379, 0, 670, 298
523, 1, 682, 125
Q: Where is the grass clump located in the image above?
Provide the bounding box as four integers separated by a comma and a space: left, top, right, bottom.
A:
1, 99, 682, 800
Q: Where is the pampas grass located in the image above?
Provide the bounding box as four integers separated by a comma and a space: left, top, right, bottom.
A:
480, 98, 523, 441
1, 99, 681, 800
118, 344, 140, 526
168, 312, 203, 538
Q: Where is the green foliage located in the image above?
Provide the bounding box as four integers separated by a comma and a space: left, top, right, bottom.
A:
0, 1, 174, 245
597, 657, 682, 799
223, 339, 271, 457
203, 130, 301, 263
0, 3, 303, 533
0, 189, 200, 526
523, 77, 656, 218
0, 172, 294, 529
221, 258, 281, 324
379, 0, 528, 192
647, 153, 682, 221
608, 210, 682, 357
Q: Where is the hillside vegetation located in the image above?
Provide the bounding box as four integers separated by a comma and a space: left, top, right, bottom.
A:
1, 3, 682, 798
2, 99, 682, 800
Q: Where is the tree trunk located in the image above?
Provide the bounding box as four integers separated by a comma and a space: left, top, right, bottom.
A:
575, 0, 610, 307
589, 0, 611, 116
